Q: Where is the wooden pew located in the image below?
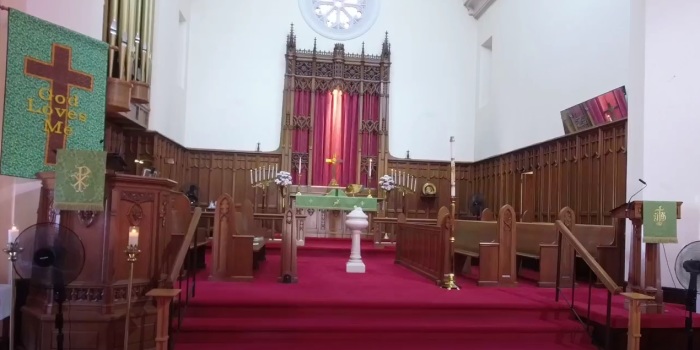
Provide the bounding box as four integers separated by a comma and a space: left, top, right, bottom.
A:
514, 221, 560, 287
453, 205, 517, 287
209, 193, 259, 281
512, 207, 617, 287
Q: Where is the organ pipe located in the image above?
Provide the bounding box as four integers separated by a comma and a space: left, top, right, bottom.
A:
103, 0, 155, 83
125, 0, 137, 81
142, 0, 153, 83
145, 0, 155, 83
105, 0, 119, 77
132, 0, 143, 81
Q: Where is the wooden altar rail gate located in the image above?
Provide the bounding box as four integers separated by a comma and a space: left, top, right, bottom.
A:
373, 215, 437, 245
394, 210, 452, 285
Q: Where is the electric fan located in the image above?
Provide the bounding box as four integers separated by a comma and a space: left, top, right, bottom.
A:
13, 223, 86, 350
674, 241, 700, 350
469, 194, 485, 218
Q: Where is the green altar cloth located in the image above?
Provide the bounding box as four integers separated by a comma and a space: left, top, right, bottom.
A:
294, 188, 377, 212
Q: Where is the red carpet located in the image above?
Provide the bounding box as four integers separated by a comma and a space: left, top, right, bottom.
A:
173, 238, 694, 349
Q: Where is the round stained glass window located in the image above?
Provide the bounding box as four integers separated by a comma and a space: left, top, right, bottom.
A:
298, 0, 380, 41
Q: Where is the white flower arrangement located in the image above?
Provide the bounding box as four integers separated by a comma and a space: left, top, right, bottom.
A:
379, 174, 395, 192
274, 171, 293, 187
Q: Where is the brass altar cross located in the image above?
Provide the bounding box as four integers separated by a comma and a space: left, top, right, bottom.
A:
325, 154, 343, 186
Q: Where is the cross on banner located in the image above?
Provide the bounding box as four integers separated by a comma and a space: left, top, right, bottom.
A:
25, 44, 94, 164
325, 154, 343, 186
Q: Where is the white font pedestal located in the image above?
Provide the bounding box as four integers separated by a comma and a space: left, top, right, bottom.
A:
345, 207, 368, 273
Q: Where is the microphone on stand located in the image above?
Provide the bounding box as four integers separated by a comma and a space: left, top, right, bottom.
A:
627, 179, 647, 210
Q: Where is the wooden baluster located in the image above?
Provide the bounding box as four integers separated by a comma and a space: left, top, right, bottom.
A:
146, 288, 181, 350
622, 292, 654, 350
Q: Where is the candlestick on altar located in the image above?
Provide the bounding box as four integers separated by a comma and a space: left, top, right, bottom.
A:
368, 158, 373, 179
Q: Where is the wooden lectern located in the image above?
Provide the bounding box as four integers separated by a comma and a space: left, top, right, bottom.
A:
611, 201, 682, 314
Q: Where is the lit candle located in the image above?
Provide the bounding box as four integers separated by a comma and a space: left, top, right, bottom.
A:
450, 160, 456, 197
8, 226, 19, 243
450, 136, 454, 159
250, 169, 253, 184
128, 226, 139, 246
298, 157, 302, 175
413, 177, 417, 192
255, 168, 259, 183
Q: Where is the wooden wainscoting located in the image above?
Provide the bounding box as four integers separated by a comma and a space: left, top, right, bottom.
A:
466, 119, 627, 225
104, 119, 626, 225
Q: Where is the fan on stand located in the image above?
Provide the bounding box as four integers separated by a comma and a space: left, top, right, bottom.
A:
674, 241, 700, 350
13, 223, 86, 350
469, 194, 485, 219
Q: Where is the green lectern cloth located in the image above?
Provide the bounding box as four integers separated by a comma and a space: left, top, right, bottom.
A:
643, 201, 678, 244
295, 188, 377, 212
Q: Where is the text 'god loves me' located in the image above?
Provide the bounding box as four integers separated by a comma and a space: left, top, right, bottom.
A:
27, 86, 88, 136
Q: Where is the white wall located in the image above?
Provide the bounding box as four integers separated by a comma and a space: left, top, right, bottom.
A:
473, 0, 630, 159
148, 0, 191, 144
25, 0, 104, 40
185, 0, 477, 161
628, 0, 700, 289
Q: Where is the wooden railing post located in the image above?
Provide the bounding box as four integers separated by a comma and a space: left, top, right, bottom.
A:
621, 292, 653, 350
146, 288, 181, 350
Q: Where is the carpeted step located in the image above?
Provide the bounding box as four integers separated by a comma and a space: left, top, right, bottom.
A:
174, 320, 595, 348
174, 339, 596, 350
182, 302, 572, 321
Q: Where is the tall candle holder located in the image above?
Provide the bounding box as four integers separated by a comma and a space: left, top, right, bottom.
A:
124, 226, 141, 350
442, 136, 460, 290
3, 226, 21, 350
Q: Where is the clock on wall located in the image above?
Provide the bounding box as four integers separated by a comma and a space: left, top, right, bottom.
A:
298, 0, 380, 41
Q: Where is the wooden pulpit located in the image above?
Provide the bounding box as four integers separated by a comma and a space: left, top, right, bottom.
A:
23, 172, 178, 350
611, 201, 682, 314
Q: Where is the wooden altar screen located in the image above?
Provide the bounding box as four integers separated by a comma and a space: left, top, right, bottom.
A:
279, 25, 391, 188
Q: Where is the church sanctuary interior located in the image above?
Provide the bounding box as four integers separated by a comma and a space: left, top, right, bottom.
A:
1, 0, 700, 349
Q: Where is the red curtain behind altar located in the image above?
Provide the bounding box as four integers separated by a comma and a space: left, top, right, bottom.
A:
311, 90, 360, 186
339, 93, 359, 186
292, 90, 312, 185
359, 93, 380, 187
312, 91, 332, 186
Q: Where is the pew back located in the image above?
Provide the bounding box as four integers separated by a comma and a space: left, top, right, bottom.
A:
454, 220, 499, 257
575, 224, 614, 259
516, 222, 557, 258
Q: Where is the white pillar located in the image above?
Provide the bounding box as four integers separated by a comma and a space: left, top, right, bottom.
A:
627, 0, 700, 290
345, 207, 368, 273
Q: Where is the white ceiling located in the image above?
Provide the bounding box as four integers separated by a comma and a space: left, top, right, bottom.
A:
463, 0, 497, 19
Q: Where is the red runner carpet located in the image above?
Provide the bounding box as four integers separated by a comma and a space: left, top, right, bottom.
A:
174, 238, 602, 350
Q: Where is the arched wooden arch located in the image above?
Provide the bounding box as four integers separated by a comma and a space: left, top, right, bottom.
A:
280, 24, 391, 188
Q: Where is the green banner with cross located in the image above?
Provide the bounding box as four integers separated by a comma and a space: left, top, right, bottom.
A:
643, 201, 678, 244
1, 9, 108, 179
